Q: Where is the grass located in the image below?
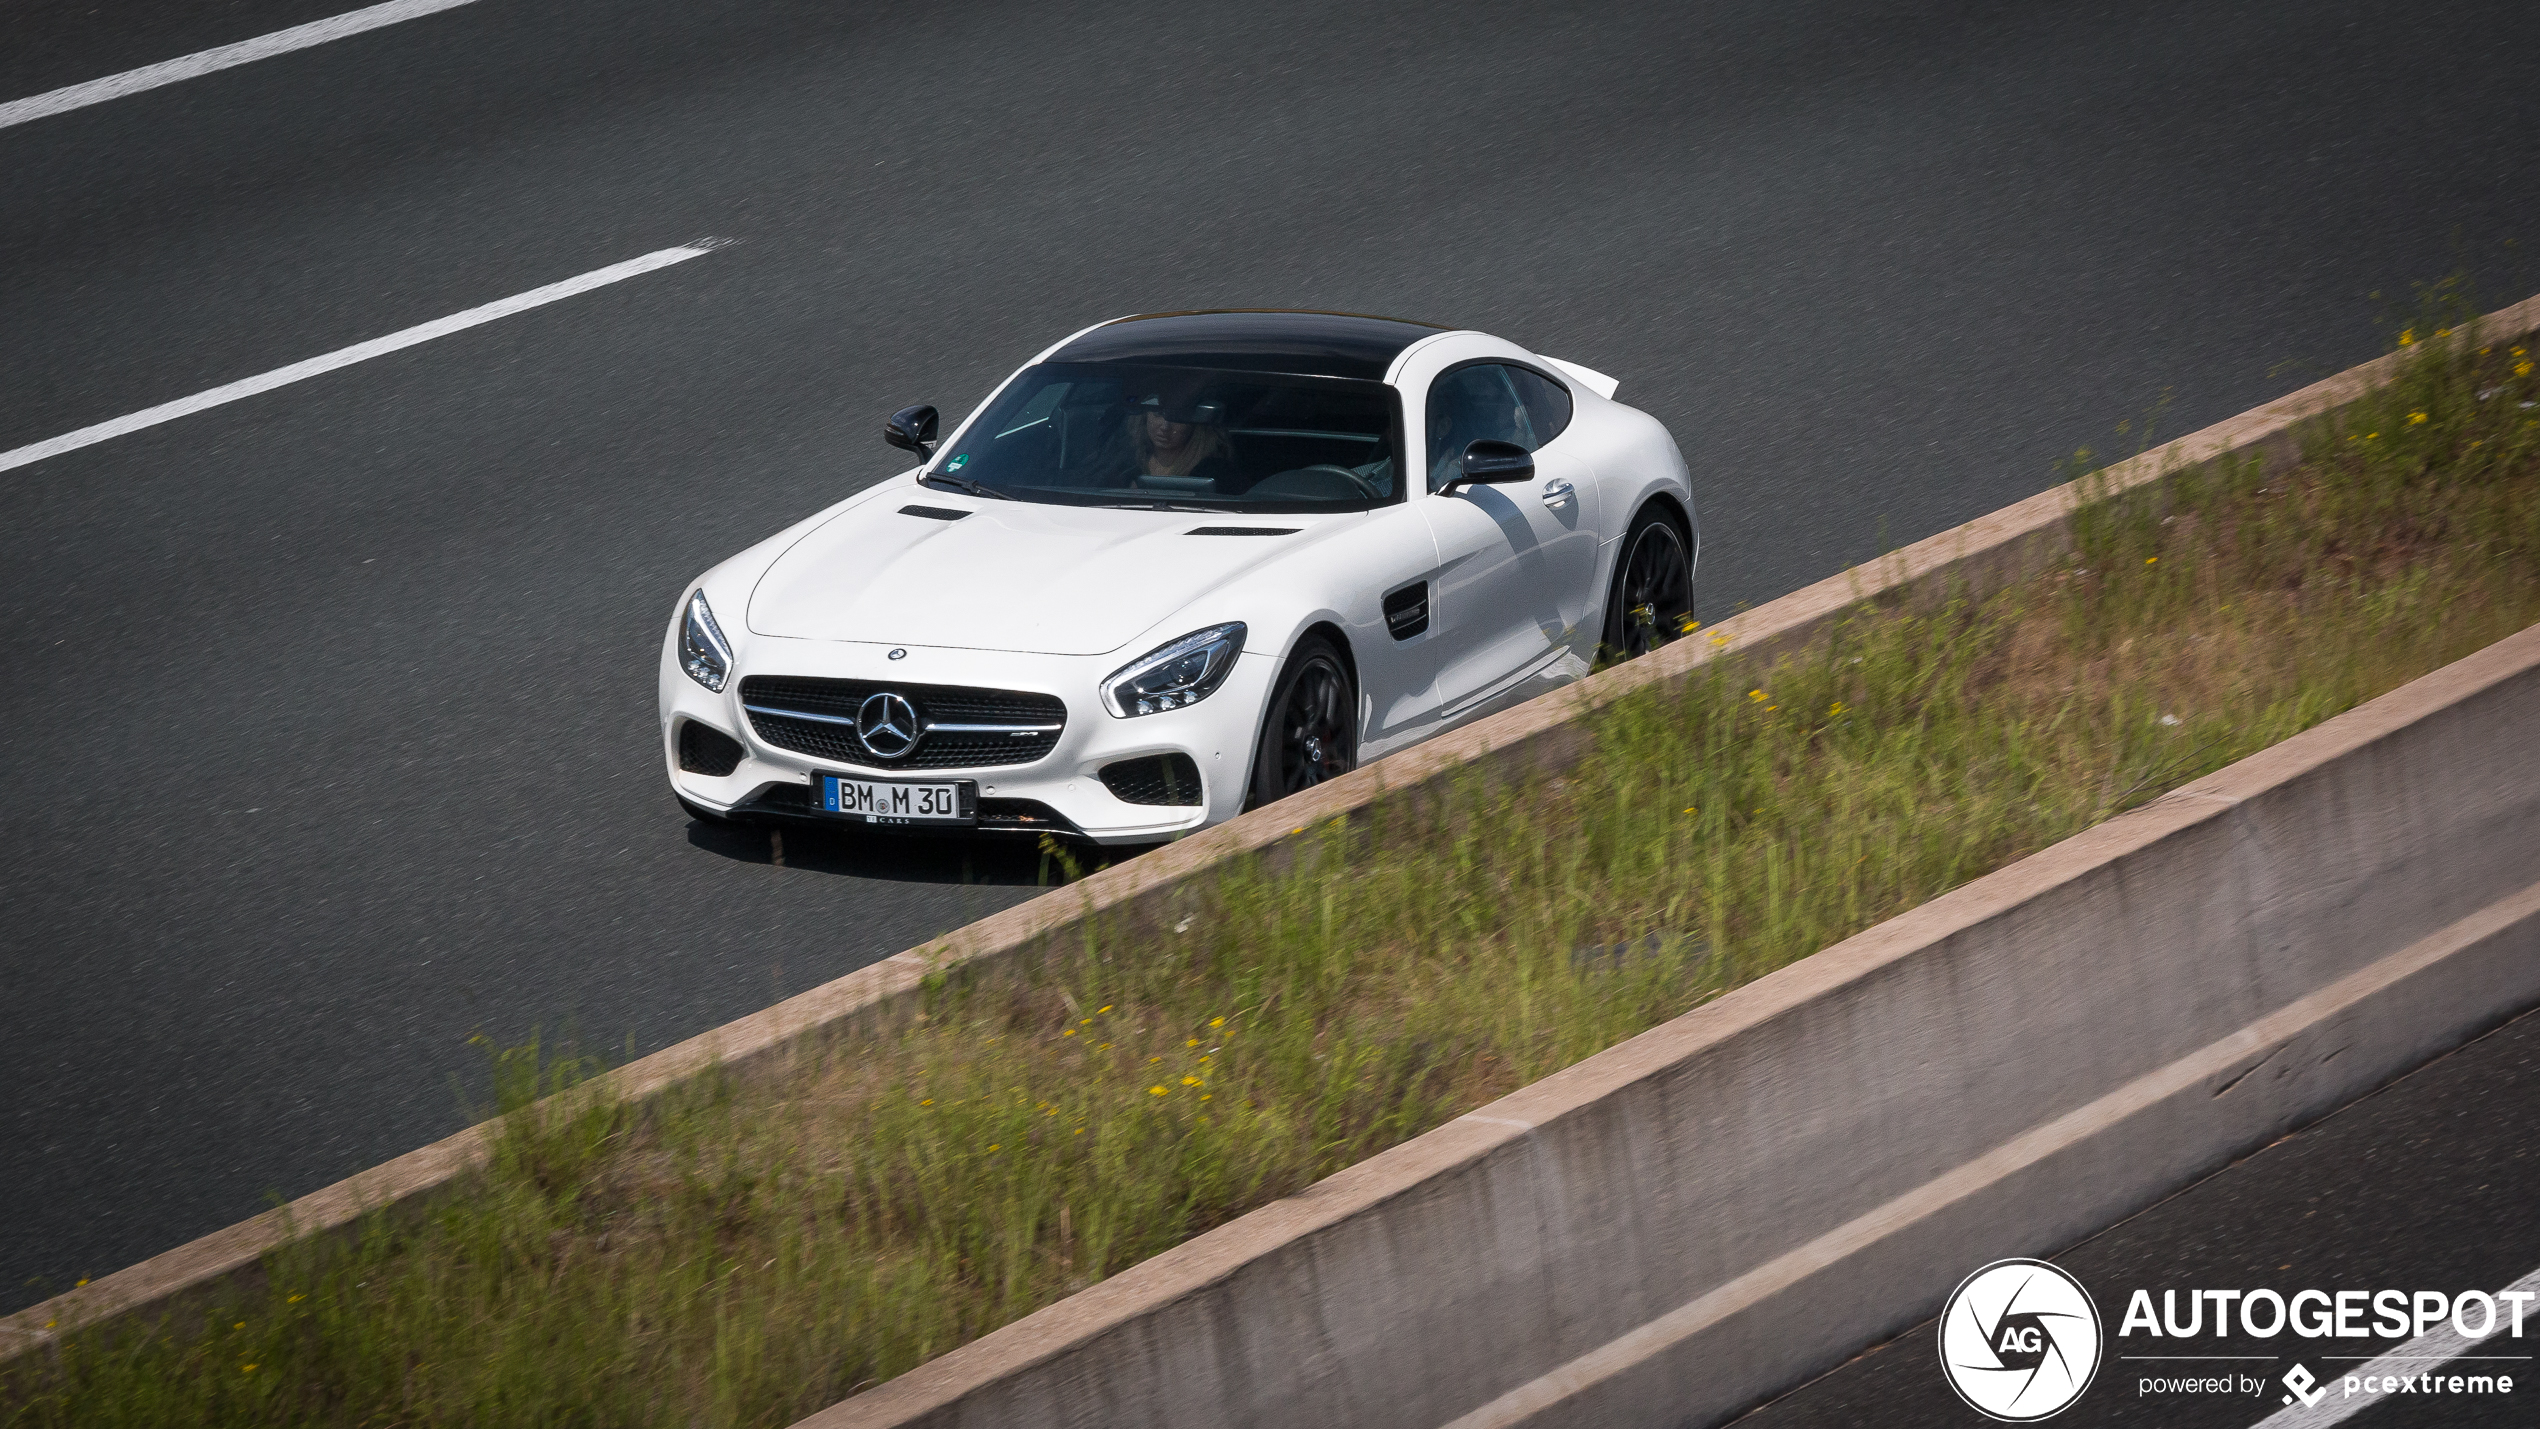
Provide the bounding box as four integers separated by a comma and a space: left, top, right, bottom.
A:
11, 301, 2540, 1428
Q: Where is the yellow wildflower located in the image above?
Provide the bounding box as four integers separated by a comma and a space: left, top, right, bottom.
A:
2408, 411, 2428, 424
1149, 1085, 1167, 1096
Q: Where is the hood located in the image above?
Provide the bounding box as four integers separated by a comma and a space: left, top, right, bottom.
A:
747, 494, 1335, 656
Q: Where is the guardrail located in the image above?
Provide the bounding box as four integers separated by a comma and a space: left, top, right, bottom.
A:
8, 293, 2536, 1378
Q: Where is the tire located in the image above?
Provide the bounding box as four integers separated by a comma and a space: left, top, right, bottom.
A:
1600, 504, 1694, 662
1245, 633, 1358, 810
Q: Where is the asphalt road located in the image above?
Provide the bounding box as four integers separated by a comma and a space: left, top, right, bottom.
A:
5, 0, 2537, 1313
1736, 1004, 2540, 1429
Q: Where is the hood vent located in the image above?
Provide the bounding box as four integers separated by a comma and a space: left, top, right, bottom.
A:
1186, 526, 1298, 537
899, 505, 971, 521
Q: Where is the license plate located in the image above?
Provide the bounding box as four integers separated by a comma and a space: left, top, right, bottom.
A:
818, 774, 976, 826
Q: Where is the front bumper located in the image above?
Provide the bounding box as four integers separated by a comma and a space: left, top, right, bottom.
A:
659, 633, 1272, 844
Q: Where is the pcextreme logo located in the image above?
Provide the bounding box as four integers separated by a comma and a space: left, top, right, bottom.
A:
1938, 1259, 2103, 1421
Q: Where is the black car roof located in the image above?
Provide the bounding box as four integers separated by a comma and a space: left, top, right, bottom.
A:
1048, 309, 1448, 381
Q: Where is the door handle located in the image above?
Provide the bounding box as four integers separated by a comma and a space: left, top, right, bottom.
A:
1540, 478, 1576, 509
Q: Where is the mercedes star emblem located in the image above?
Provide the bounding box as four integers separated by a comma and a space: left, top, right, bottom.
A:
854, 692, 921, 759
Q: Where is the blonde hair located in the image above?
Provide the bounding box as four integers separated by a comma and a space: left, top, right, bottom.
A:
1127, 412, 1232, 477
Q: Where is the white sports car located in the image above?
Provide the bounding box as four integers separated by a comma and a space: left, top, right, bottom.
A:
659, 310, 1696, 845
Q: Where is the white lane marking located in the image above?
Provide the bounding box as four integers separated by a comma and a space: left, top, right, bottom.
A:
0, 0, 489, 132
0, 242, 721, 476
2251, 1263, 2540, 1426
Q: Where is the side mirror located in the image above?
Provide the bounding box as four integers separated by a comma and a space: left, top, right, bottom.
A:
885, 404, 939, 456
1449, 438, 1534, 489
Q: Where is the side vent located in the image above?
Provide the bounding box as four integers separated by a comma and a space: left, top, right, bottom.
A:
677, 720, 746, 776
899, 505, 971, 521
1186, 526, 1299, 537
1383, 581, 1429, 641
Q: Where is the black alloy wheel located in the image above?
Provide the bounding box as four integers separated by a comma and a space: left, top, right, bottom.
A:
1601, 506, 1694, 661
1247, 634, 1357, 809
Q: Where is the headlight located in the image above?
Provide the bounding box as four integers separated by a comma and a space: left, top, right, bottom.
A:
1102, 622, 1246, 717
680, 590, 734, 692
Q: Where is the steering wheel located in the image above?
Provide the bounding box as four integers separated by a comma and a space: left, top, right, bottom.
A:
1295, 463, 1382, 499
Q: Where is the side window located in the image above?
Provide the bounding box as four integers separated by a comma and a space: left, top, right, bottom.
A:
1426, 365, 1524, 489
1426, 364, 1575, 489
1503, 365, 1573, 447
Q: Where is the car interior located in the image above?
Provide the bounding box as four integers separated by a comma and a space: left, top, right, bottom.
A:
945, 365, 1401, 508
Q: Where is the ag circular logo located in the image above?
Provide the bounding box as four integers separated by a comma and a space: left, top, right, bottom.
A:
855, 692, 921, 759
1938, 1259, 2101, 1421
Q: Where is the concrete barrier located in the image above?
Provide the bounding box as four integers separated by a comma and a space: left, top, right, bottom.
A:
802, 622, 2540, 1429
7, 294, 2535, 1371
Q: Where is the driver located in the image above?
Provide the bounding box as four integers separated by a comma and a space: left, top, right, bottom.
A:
1126, 394, 1236, 483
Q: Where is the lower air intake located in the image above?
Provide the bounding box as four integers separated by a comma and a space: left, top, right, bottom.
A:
1099, 753, 1204, 806
678, 720, 745, 776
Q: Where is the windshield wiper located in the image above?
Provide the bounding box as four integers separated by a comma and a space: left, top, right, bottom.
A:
920, 472, 1014, 500
1099, 500, 1217, 513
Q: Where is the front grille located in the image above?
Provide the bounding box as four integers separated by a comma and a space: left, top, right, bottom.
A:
677, 719, 745, 776
739, 676, 1067, 770
1100, 753, 1204, 806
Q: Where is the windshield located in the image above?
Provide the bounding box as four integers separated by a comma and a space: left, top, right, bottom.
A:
926, 363, 1402, 512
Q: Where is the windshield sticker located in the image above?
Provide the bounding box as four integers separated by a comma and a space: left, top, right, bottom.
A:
946, 453, 971, 471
